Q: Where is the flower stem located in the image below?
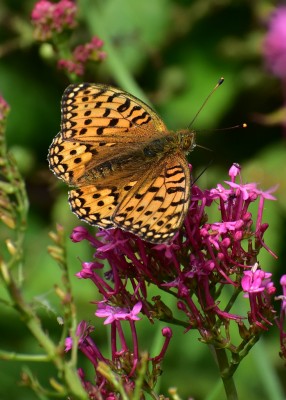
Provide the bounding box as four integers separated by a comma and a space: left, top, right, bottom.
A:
0, 259, 87, 399
213, 347, 238, 400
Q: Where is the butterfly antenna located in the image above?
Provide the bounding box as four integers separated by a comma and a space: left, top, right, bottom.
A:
188, 77, 224, 130
211, 123, 247, 132
195, 143, 213, 152
192, 159, 214, 185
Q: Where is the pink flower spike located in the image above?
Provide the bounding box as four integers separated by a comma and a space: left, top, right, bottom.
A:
31, 0, 77, 40
229, 163, 241, 181
70, 226, 90, 242
209, 184, 233, 201
263, 6, 286, 79
151, 327, 173, 362
279, 275, 286, 311
241, 264, 273, 295
65, 36, 106, 76
95, 302, 142, 325
225, 181, 258, 201
64, 162, 279, 387
210, 220, 243, 234
90, 36, 104, 48
65, 337, 73, 352
76, 320, 94, 340
31, 0, 52, 20
75, 261, 103, 279
130, 302, 143, 319
281, 274, 286, 289
58, 59, 84, 76
256, 185, 278, 201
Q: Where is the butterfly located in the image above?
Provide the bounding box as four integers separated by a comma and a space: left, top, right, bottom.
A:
48, 83, 196, 243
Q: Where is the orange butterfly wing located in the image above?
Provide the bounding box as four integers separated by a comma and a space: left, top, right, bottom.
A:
68, 153, 190, 243
48, 83, 167, 186
113, 153, 190, 242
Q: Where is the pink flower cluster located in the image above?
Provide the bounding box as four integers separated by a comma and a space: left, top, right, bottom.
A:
58, 37, 106, 76
31, 2, 106, 76
276, 275, 286, 361
31, 0, 77, 40
263, 6, 286, 79
66, 164, 278, 395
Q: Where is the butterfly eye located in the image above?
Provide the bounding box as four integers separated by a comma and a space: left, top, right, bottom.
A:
178, 131, 196, 152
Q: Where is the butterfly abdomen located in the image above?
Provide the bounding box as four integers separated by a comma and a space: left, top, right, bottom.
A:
81, 136, 178, 183
143, 139, 165, 157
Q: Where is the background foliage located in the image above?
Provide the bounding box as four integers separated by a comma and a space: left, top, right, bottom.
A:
0, 0, 285, 399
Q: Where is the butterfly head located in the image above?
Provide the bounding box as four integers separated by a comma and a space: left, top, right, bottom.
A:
178, 130, 196, 154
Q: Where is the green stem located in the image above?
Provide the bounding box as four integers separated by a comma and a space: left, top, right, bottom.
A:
0, 351, 50, 362
213, 347, 238, 400
97, 362, 130, 400
0, 260, 87, 399
51, 226, 79, 368
133, 352, 148, 400
0, 120, 87, 398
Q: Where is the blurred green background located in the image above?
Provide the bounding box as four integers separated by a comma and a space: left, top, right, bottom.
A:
0, 0, 285, 399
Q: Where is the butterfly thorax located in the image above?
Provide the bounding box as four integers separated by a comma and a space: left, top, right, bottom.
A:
142, 130, 195, 158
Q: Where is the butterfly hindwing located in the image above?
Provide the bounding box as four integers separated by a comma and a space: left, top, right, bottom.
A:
48, 132, 98, 185
68, 185, 121, 229
67, 154, 190, 243
113, 153, 191, 243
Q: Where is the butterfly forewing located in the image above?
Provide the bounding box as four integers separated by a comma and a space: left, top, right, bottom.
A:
48, 83, 169, 186
61, 83, 167, 141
